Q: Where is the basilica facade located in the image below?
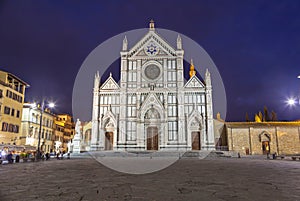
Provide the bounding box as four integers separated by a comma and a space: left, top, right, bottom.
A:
91, 21, 215, 151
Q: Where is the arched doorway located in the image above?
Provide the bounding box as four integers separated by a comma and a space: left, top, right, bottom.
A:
144, 108, 160, 150
105, 132, 113, 150
147, 126, 158, 150
259, 132, 271, 155
191, 131, 201, 150
189, 117, 202, 150
104, 118, 115, 150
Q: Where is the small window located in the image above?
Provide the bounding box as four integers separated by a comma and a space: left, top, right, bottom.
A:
13, 125, 19, 133
11, 108, 15, 116
4, 106, 10, 115
16, 110, 20, 118
2, 122, 8, 131
8, 124, 13, 132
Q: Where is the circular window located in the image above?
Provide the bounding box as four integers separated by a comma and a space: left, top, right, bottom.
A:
144, 64, 161, 80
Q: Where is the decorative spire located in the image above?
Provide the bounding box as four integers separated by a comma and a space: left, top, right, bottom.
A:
109, 72, 112, 77
177, 34, 182, 50
189, 59, 196, 78
149, 19, 155, 31
94, 71, 100, 88
205, 69, 211, 86
122, 35, 128, 51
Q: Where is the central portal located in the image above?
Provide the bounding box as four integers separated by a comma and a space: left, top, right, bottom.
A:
192, 131, 201, 150
147, 126, 158, 150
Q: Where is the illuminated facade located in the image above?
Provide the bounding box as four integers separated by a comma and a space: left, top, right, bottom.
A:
56, 114, 75, 152
20, 104, 55, 153
91, 21, 215, 151
0, 70, 29, 145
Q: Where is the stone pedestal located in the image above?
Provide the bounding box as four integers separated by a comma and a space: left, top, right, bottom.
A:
73, 134, 81, 153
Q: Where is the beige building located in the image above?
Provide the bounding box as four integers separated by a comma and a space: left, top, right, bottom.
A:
81, 121, 92, 151
214, 117, 300, 155
20, 103, 55, 153
53, 119, 64, 153
0, 70, 29, 145
56, 114, 74, 153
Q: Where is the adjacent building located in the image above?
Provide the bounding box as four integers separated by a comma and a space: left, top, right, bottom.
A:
0, 70, 29, 145
20, 104, 75, 153
91, 21, 215, 151
56, 114, 75, 153
20, 103, 55, 153
224, 121, 300, 155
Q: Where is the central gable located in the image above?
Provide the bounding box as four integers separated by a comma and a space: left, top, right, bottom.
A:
128, 31, 176, 58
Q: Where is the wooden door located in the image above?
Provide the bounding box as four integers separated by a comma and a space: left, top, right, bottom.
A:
105, 132, 113, 150
192, 132, 201, 150
147, 127, 158, 150
262, 141, 270, 155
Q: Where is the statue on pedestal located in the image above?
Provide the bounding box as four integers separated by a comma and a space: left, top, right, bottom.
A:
73, 118, 82, 153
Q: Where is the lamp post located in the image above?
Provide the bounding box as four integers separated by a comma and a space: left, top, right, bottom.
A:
35, 101, 55, 160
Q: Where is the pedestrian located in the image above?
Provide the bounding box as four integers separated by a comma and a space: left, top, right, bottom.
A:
67, 152, 70, 159
1, 149, 7, 160
7, 151, 13, 163
56, 152, 60, 160
46, 153, 50, 160
238, 152, 241, 158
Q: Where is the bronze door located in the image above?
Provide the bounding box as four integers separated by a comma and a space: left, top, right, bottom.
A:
105, 132, 113, 150
192, 132, 201, 150
262, 141, 270, 155
147, 127, 158, 150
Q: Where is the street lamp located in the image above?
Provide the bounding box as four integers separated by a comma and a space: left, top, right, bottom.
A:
287, 98, 296, 106
35, 101, 55, 160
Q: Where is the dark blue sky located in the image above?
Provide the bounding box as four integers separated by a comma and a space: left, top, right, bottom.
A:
1, 0, 300, 121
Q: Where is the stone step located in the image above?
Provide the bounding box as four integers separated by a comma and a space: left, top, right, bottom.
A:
72, 150, 237, 159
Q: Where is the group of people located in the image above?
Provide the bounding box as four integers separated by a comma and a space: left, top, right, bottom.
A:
1, 148, 70, 164
55, 151, 70, 160
1, 149, 18, 164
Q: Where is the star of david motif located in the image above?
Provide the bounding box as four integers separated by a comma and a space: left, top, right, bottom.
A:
145, 42, 159, 56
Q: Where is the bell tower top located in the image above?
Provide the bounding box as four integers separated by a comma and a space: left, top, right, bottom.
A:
189, 59, 196, 78
149, 19, 155, 31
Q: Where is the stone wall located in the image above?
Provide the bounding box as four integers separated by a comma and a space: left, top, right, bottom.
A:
225, 122, 300, 155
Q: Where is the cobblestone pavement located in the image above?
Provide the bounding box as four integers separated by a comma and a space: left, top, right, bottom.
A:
0, 156, 299, 201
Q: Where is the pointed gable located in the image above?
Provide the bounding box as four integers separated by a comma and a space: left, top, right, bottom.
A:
100, 74, 120, 90
140, 93, 164, 112
128, 31, 177, 58
184, 75, 205, 88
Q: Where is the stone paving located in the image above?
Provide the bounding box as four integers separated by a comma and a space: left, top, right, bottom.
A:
0, 155, 299, 201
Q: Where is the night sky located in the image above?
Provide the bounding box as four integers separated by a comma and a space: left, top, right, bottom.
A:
1, 0, 300, 121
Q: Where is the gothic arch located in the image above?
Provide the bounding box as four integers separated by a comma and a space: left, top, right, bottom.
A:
188, 109, 203, 130
259, 131, 271, 142
101, 110, 117, 130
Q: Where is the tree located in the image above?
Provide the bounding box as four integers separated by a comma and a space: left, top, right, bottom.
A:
258, 111, 263, 122
245, 112, 250, 122
263, 106, 270, 122
271, 111, 278, 121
